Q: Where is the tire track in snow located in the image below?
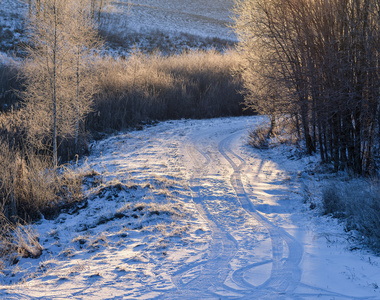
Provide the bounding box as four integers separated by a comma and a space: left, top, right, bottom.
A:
169, 121, 370, 299
218, 130, 374, 300
218, 131, 303, 298
169, 129, 249, 299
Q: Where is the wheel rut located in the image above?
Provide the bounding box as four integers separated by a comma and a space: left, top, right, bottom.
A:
169, 124, 373, 300
217, 130, 370, 300
169, 132, 246, 299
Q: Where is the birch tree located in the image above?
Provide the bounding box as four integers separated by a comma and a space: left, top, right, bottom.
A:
22, 0, 101, 166
66, 0, 101, 153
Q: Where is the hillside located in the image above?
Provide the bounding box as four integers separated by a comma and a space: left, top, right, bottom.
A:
0, 0, 237, 56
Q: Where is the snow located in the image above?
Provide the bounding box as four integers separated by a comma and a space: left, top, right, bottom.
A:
1, 116, 380, 299
107, 0, 236, 40
98, 0, 237, 56
0, 0, 27, 53
0, 0, 236, 59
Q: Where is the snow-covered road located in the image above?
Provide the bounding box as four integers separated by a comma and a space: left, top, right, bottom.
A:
1, 117, 380, 299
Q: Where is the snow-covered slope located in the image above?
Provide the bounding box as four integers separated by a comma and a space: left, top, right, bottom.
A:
0, 0, 27, 53
0, 0, 236, 57
1, 117, 380, 299
112, 0, 236, 39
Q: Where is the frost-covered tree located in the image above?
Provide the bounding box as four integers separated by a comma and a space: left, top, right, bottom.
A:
66, 0, 102, 152
233, 0, 380, 174
22, 0, 101, 166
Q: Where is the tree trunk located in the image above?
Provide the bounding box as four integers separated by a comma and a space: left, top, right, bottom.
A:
52, 0, 58, 167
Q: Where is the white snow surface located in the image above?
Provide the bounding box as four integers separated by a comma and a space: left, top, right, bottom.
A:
1, 116, 380, 299
108, 0, 236, 40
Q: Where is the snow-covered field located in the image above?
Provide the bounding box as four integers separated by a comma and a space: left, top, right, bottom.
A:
0, 0, 236, 56
100, 0, 237, 54
0, 0, 27, 53
1, 117, 380, 299
110, 0, 236, 39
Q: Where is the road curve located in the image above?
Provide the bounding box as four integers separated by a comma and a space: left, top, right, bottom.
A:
169, 120, 372, 299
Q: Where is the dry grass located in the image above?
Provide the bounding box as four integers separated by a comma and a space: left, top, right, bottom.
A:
247, 125, 270, 149
0, 213, 43, 271
0, 123, 86, 265
0, 138, 84, 222
87, 50, 244, 132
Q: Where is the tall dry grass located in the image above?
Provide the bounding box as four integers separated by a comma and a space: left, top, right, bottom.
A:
0, 135, 84, 223
1, 50, 245, 140
0, 112, 85, 265
0, 213, 43, 265
87, 50, 244, 132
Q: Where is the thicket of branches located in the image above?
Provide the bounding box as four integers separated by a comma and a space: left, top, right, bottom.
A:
88, 50, 244, 133
27, 0, 109, 22
234, 0, 380, 175
0, 0, 101, 223
23, 0, 101, 167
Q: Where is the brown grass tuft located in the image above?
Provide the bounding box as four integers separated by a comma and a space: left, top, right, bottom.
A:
0, 213, 43, 270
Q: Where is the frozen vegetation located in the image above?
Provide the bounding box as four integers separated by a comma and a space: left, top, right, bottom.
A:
1, 0, 380, 299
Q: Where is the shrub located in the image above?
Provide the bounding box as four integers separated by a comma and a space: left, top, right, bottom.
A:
247, 124, 270, 149
247, 116, 301, 150
322, 180, 380, 251
99, 26, 236, 55
344, 182, 380, 249
322, 183, 344, 217
87, 50, 245, 132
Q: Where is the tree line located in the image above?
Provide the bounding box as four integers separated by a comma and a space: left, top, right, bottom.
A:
234, 0, 380, 175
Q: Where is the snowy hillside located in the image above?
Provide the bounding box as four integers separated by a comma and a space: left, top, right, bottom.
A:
1, 1, 380, 299
0, 0, 236, 56
1, 117, 380, 299
0, 0, 27, 53
111, 0, 236, 39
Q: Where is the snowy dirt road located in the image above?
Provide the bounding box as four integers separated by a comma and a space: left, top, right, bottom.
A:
1, 117, 380, 299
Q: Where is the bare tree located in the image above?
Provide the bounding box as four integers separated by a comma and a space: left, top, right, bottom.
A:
22, 0, 101, 166
234, 0, 380, 174
89, 0, 109, 23
66, 0, 102, 153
